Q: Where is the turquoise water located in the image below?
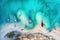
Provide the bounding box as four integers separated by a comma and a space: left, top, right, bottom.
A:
0, 0, 60, 31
